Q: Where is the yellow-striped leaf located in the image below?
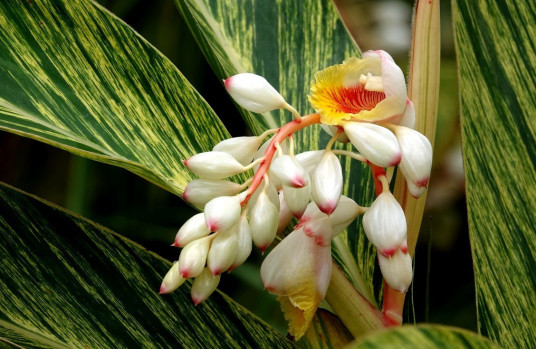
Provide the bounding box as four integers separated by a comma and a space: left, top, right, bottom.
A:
348, 325, 500, 349
0, 0, 229, 196
453, 1, 536, 348
175, 0, 378, 307
0, 182, 293, 348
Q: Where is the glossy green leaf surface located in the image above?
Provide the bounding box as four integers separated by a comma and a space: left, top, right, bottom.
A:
453, 1, 536, 348
0, 0, 229, 196
175, 0, 378, 301
0, 183, 293, 348
349, 325, 500, 349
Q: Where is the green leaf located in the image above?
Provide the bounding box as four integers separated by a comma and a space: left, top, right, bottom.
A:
0, 182, 293, 348
175, 0, 378, 305
348, 325, 500, 349
0, 0, 229, 196
453, 1, 536, 348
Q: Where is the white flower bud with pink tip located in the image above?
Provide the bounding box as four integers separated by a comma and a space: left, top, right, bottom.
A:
207, 230, 238, 275
311, 151, 343, 215
204, 195, 241, 232
183, 179, 242, 209
230, 215, 253, 271
344, 122, 401, 167
191, 268, 221, 305
184, 151, 246, 180
159, 262, 185, 294
249, 189, 279, 252
224, 73, 286, 113
213, 136, 263, 165
363, 191, 407, 257
174, 212, 210, 247
282, 183, 311, 218
295, 150, 324, 177
395, 126, 433, 198
378, 249, 413, 292
178, 236, 211, 278
270, 155, 308, 188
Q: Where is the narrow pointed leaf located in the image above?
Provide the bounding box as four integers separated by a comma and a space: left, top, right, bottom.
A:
0, 183, 292, 348
454, 1, 536, 348
0, 0, 229, 196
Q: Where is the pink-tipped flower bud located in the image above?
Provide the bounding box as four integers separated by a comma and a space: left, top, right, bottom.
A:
249, 190, 279, 252
297, 202, 332, 246
159, 262, 185, 294
204, 195, 241, 232
282, 183, 311, 218
212, 136, 264, 166
343, 122, 401, 167
270, 155, 308, 188
378, 249, 413, 292
207, 230, 238, 275
230, 215, 253, 271
362, 192, 407, 256
191, 268, 221, 305
184, 151, 246, 180
183, 179, 242, 209
395, 126, 433, 198
311, 151, 343, 215
178, 236, 211, 278
295, 150, 325, 177
224, 73, 286, 113
174, 212, 210, 247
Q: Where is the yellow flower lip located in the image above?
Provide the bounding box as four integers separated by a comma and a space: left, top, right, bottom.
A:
309, 51, 407, 126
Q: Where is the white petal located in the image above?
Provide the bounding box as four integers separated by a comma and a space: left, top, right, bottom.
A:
159, 262, 185, 294
320, 124, 350, 143
174, 212, 210, 247
224, 73, 286, 113
398, 99, 415, 128
311, 151, 343, 214
178, 236, 211, 278
283, 183, 311, 218
328, 195, 360, 235
270, 155, 308, 188
213, 136, 263, 165
230, 215, 253, 270
185, 151, 245, 179
207, 229, 239, 275
362, 192, 407, 255
378, 249, 413, 292
396, 126, 433, 198
204, 196, 241, 232
183, 179, 242, 209
277, 191, 294, 233
295, 150, 325, 177
344, 122, 401, 167
249, 191, 279, 251
191, 268, 221, 305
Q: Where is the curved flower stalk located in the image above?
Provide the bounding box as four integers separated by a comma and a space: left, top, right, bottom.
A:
160, 50, 432, 340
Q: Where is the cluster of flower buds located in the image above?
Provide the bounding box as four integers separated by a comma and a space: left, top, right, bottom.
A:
160, 50, 432, 339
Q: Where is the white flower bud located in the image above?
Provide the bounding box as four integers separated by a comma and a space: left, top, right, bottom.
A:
184, 151, 246, 180
178, 236, 211, 278
295, 150, 324, 177
249, 190, 279, 252
270, 155, 308, 188
212, 136, 263, 165
204, 195, 241, 232
378, 249, 413, 292
362, 192, 407, 256
277, 191, 294, 233
230, 215, 253, 271
328, 195, 360, 235
174, 212, 210, 247
207, 230, 238, 275
395, 126, 433, 198
191, 268, 221, 305
183, 179, 242, 209
311, 151, 343, 215
248, 179, 280, 212
282, 183, 311, 218
343, 122, 401, 167
159, 262, 185, 294
224, 73, 286, 113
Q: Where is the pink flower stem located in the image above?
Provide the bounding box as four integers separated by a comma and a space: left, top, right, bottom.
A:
369, 163, 405, 326
240, 113, 321, 207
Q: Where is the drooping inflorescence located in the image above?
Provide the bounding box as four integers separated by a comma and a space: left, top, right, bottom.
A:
160, 50, 432, 340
